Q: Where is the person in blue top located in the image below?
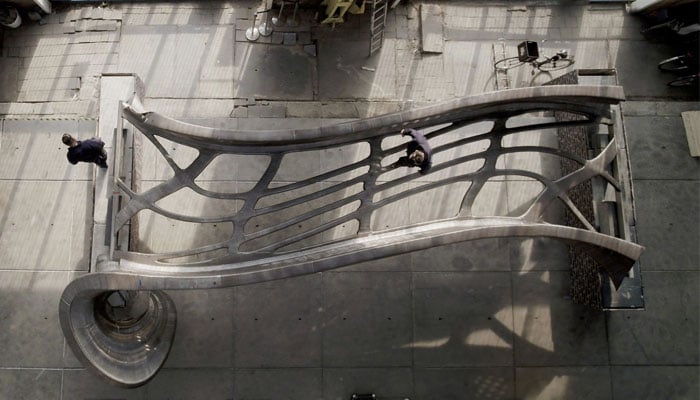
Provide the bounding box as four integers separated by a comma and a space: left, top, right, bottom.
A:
389, 128, 432, 174
62, 133, 108, 168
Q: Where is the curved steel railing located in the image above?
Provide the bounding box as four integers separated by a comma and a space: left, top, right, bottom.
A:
60, 85, 642, 386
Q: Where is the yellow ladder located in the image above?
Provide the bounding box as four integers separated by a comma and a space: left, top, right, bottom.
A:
321, 0, 354, 25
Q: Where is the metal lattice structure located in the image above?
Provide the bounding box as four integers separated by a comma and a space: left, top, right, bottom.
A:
59, 85, 643, 387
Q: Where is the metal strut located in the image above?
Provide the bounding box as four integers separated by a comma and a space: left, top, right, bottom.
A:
493, 41, 510, 90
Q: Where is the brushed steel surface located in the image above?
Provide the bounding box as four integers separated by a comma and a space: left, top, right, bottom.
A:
60, 85, 643, 386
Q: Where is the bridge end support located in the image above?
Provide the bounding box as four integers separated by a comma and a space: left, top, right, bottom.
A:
60, 286, 177, 387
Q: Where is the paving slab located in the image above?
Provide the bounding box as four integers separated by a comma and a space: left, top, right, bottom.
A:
420, 4, 444, 53
682, 111, 700, 157
134, 218, 232, 255
397, 51, 454, 101
142, 98, 235, 118
16, 90, 79, 103
247, 102, 286, 117
193, 153, 267, 183
0, 103, 44, 116
622, 101, 700, 117
231, 117, 352, 130
275, 148, 324, 182
117, 24, 176, 98
0, 181, 91, 271
509, 238, 570, 272
139, 135, 200, 181
412, 239, 511, 272
62, 369, 148, 399
366, 181, 411, 231
134, 184, 234, 254
408, 181, 472, 223
43, 100, 98, 118
139, 133, 326, 183
233, 274, 323, 367
413, 272, 513, 367
0, 369, 61, 400
0, 119, 96, 181
0, 271, 77, 367
513, 271, 609, 366
413, 367, 514, 399
322, 367, 413, 400
607, 271, 699, 365
355, 101, 403, 118
243, 182, 327, 252
163, 289, 235, 368
472, 179, 512, 216
625, 115, 700, 179
507, 180, 566, 223
193, 25, 236, 96
613, 40, 697, 99
0, 57, 19, 103
336, 253, 412, 272
442, 41, 496, 96
322, 271, 412, 367
143, 181, 241, 218
633, 180, 699, 271
515, 366, 612, 400
501, 119, 560, 181
145, 368, 234, 399
19, 77, 81, 92
319, 141, 370, 182
318, 182, 364, 243
235, 368, 322, 400
318, 39, 397, 100
555, 40, 611, 70
234, 43, 314, 100
611, 366, 700, 400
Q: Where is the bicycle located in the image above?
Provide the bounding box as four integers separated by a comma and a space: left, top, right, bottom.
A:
657, 49, 699, 87
658, 50, 697, 73
667, 73, 699, 87
639, 3, 699, 42
0, 4, 21, 28
494, 41, 575, 73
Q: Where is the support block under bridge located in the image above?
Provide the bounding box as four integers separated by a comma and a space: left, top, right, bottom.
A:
60, 85, 643, 387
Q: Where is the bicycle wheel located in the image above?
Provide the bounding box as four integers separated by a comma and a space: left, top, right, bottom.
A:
494, 56, 525, 71
641, 19, 681, 41
537, 57, 575, 72
658, 55, 693, 72
667, 74, 698, 86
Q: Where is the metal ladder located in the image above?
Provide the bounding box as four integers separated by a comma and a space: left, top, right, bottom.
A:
369, 0, 388, 56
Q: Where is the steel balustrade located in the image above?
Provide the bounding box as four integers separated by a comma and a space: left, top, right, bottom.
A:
59, 85, 643, 386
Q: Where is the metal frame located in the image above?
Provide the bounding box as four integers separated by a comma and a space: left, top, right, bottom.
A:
59, 85, 644, 387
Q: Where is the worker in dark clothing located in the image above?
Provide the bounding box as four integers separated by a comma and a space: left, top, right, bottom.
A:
390, 128, 432, 174
62, 133, 108, 168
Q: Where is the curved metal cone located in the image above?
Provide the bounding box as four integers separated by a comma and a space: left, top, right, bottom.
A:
60, 289, 177, 387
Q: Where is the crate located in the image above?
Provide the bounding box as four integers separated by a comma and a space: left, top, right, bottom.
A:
517, 41, 539, 62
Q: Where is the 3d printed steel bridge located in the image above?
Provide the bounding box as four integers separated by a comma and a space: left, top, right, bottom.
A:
59, 85, 643, 387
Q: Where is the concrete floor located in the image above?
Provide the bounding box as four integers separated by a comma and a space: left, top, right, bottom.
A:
0, 1, 698, 399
